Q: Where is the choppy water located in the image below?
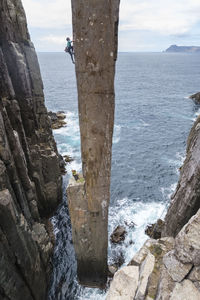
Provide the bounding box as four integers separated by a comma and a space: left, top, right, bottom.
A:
38, 52, 200, 300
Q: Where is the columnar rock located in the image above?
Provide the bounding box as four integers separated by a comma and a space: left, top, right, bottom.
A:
162, 115, 200, 237
68, 0, 120, 287
0, 0, 62, 299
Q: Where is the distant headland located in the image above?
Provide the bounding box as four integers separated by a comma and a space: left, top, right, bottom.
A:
165, 44, 200, 53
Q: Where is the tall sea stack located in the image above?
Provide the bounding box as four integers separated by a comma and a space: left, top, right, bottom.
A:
0, 0, 62, 299
67, 0, 120, 288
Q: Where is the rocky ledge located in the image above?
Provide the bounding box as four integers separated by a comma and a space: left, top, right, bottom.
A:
0, 0, 62, 299
48, 111, 67, 129
107, 209, 200, 300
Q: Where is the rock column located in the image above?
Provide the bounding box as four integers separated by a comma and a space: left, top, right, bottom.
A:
67, 0, 120, 288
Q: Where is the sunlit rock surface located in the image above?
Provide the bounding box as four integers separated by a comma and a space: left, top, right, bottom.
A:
107, 210, 200, 299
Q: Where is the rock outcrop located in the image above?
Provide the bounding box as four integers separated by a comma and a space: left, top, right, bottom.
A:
110, 225, 127, 244
107, 209, 200, 299
190, 92, 200, 103
67, 0, 120, 288
0, 0, 62, 299
162, 115, 200, 237
48, 111, 67, 129
165, 45, 200, 53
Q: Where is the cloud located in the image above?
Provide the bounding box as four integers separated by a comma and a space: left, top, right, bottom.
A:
21, 0, 200, 51
119, 0, 200, 35
40, 35, 66, 45
22, 0, 72, 28
22, 0, 200, 35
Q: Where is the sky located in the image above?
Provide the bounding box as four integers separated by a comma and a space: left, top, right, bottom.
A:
21, 0, 200, 52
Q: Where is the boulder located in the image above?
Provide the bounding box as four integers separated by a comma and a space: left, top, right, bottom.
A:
110, 226, 127, 244
170, 280, 200, 300
155, 266, 175, 300
145, 219, 164, 239
175, 209, 200, 265
63, 155, 74, 163
145, 240, 174, 300
135, 252, 155, 300
106, 266, 139, 300
163, 250, 192, 282
190, 92, 200, 103
48, 111, 67, 129
188, 266, 200, 282
58, 154, 66, 174
108, 265, 118, 277
127, 238, 174, 299
48, 111, 58, 121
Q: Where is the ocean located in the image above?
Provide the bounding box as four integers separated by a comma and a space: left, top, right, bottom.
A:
37, 52, 200, 299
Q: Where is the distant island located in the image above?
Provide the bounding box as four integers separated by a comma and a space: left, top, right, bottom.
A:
165, 44, 200, 53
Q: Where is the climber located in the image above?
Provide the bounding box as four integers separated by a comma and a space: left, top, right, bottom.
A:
72, 170, 79, 181
65, 37, 75, 64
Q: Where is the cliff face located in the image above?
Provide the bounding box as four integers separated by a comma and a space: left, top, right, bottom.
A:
0, 0, 62, 299
162, 115, 200, 237
68, 0, 120, 288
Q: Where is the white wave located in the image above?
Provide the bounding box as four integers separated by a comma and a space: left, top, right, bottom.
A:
108, 199, 166, 265
168, 151, 185, 174
113, 124, 121, 144
58, 143, 81, 159
53, 110, 80, 139
175, 151, 185, 164
54, 123, 80, 139
132, 119, 150, 131
66, 160, 82, 174
78, 289, 106, 300
140, 119, 150, 127
76, 199, 167, 300
192, 108, 200, 121
161, 182, 176, 201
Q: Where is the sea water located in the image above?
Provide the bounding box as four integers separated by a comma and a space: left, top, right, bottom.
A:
38, 52, 200, 300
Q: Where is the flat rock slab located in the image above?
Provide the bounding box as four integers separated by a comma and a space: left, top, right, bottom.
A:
155, 265, 175, 300
135, 252, 155, 300
163, 250, 192, 282
170, 280, 200, 300
175, 208, 200, 265
106, 266, 139, 300
188, 266, 200, 282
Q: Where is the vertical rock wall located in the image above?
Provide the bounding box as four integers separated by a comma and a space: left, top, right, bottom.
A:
162, 115, 200, 237
68, 0, 120, 288
0, 0, 62, 299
